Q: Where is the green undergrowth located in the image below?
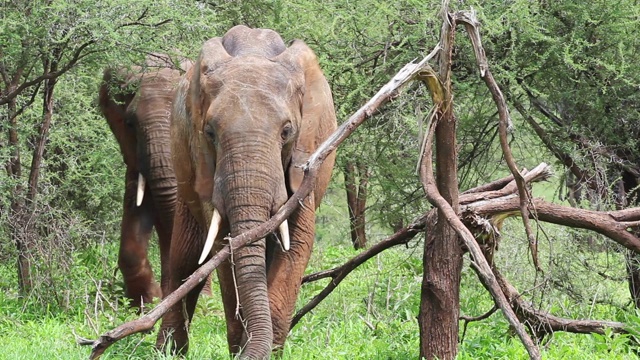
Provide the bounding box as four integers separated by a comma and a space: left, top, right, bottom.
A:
0, 226, 638, 359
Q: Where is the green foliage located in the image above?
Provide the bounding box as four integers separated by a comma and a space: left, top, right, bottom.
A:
462, 0, 640, 196
2, 0, 640, 358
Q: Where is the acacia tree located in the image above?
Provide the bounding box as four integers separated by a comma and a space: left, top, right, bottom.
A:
462, 0, 640, 306
0, 0, 214, 294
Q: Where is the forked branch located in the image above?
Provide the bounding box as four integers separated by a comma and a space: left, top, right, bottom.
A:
455, 10, 541, 271
418, 102, 541, 359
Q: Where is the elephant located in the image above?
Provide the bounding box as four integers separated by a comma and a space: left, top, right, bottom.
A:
156, 25, 337, 359
99, 54, 192, 307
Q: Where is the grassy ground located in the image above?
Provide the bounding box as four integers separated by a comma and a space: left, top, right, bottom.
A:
1, 232, 638, 359
0, 184, 639, 359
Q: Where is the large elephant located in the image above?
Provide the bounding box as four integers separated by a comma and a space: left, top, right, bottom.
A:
156, 26, 337, 358
99, 54, 192, 307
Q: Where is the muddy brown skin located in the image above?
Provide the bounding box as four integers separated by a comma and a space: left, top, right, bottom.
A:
156, 26, 337, 359
99, 55, 191, 307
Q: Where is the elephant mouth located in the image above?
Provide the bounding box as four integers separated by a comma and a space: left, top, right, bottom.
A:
197, 207, 290, 264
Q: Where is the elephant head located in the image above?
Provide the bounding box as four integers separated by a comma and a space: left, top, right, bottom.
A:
99, 54, 192, 306
159, 26, 336, 358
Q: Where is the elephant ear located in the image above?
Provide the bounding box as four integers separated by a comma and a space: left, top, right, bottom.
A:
276, 40, 337, 201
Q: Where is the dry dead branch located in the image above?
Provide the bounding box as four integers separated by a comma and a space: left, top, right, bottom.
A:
455, 9, 541, 271
493, 268, 628, 338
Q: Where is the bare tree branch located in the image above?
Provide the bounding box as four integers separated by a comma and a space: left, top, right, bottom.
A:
455, 10, 542, 271
465, 196, 640, 253
291, 214, 427, 329
493, 267, 628, 337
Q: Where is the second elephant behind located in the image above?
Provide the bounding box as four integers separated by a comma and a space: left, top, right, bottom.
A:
100, 54, 195, 307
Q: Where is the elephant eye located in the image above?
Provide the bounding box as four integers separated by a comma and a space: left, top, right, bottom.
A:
281, 122, 293, 142
204, 123, 217, 144
125, 113, 136, 128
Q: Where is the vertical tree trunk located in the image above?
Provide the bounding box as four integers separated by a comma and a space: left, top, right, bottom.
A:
626, 252, 640, 308
6, 94, 32, 292
344, 160, 369, 249
419, 5, 463, 359
9, 61, 57, 293
618, 172, 640, 308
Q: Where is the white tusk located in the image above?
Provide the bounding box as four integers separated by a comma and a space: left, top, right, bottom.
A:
136, 173, 145, 207
278, 219, 290, 251
198, 209, 222, 264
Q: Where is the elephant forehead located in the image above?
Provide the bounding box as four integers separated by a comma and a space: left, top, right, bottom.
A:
208, 87, 295, 128
206, 59, 303, 97
206, 63, 303, 119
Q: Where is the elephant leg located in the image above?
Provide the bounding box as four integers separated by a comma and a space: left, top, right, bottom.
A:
119, 169, 160, 307
154, 211, 172, 298
267, 195, 317, 347
217, 257, 245, 354
156, 199, 206, 354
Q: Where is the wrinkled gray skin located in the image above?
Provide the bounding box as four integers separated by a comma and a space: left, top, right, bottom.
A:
99, 55, 192, 307
156, 26, 337, 359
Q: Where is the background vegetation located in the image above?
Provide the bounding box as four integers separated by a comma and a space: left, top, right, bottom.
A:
2, 0, 640, 358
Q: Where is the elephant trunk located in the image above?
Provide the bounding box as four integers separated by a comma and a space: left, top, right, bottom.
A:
218, 138, 286, 359
139, 117, 177, 227
139, 117, 176, 294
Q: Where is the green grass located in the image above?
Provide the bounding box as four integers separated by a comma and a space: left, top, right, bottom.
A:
0, 215, 638, 359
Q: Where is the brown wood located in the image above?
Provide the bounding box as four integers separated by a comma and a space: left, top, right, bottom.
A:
291, 213, 428, 329
418, 5, 463, 359
417, 6, 540, 359
493, 267, 627, 337
344, 160, 369, 249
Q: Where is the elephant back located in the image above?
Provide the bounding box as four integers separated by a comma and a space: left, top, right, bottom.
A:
222, 25, 286, 58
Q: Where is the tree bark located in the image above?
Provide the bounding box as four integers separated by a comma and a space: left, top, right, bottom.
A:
344, 160, 369, 249
419, 6, 463, 359
6, 94, 32, 293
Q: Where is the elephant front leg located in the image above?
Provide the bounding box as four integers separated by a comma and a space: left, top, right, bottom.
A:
267, 195, 317, 348
217, 257, 245, 354
119, 169, 160, 307
156, 200, 206, 355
